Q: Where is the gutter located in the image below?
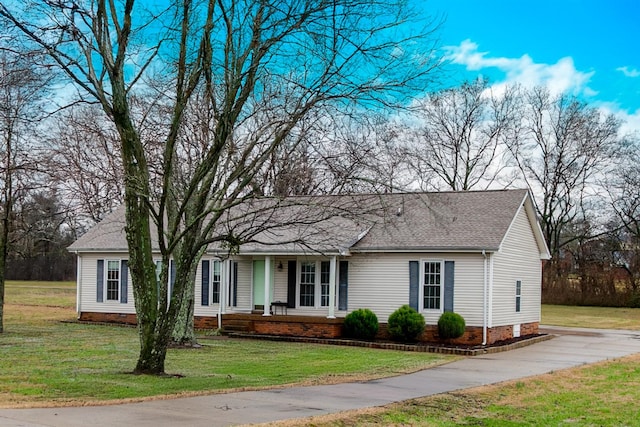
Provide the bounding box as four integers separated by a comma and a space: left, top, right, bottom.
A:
350, 246, 500, 254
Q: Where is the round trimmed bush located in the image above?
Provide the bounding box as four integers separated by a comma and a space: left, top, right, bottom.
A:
387, 305, 425, 342
343, 308, 379, 340
437, 312, 466, 340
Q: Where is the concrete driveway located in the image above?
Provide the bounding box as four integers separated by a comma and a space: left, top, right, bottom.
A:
1, 326, 639, 427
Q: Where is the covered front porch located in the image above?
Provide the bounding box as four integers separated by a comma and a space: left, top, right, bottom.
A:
203, 254, 348, 320
194, 313, 345, 339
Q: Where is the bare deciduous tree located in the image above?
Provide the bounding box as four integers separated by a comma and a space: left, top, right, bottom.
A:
508, 87, 621, 257
48, 105, 124, 229
1, 1, 442, 373
607, 140, 640, 295
0, 48, 49, 332
407, 78, 519, 191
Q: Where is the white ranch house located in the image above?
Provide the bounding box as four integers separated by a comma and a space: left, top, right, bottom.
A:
68, 189, 550, 345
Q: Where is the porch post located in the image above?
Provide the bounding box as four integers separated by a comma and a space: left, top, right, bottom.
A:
263, 256, 272, 316
327, 256, 337, 319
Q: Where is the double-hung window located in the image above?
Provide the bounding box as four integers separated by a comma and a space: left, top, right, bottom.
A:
299, 260, 332, 308
97, 258, 128, 304
320, 261, 331, 307
212, 260, 221, 304
201, 259, 223, 306
300, 261, 316, 307
423, 260, 442, 310
106, 260, 120, 301
515, 280, 522, 312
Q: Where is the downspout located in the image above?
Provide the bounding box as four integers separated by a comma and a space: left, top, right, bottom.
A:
75, 251, 81, 320
482, 250, 487, 345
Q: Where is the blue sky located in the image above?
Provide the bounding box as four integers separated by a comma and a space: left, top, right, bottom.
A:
420, 0, 640, 134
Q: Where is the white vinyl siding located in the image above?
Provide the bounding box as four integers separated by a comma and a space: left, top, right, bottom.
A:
491, 205, 542, 326
272, 258, 290, 303
193, 259, 225, 317
234, 259, 253, 311
345, 253, 485, 326
194, 260, 211, 317
78, 253, 135, 314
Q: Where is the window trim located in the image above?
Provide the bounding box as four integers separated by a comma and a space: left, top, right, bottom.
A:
420, 259, 444, 313
297, 259, 333, 309
299, 260, 316, 307
104, 259, 121, 302
201, 258, 223, 306
211, 259, 222, 305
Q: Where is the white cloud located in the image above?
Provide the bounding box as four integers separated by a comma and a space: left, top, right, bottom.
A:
616, 66, 640, 78
440, 40, 640, 139
614, 108, 640, 138
594, 102, 640, 139
444, 39, 596, 97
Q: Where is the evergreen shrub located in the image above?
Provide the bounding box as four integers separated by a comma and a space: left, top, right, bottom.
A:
343, 308, 379, 340
387, 305, 425, 342
437, 312, 466, 340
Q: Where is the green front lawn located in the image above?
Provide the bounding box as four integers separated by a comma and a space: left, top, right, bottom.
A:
0, 281, 453, 407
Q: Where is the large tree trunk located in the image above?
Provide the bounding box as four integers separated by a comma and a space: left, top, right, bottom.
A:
171, 264, 197, 346
128, 211, 167, 374
114, 99, 171, 374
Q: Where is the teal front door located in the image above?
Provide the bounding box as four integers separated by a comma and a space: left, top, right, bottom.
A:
253, 260, 265, 309
252, 260, 274, 310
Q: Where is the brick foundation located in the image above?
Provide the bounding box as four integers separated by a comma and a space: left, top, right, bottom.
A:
195, 316, 220, 330
79, 312, 538, 345
79, 312, 137, 325
252, 316, 343, 338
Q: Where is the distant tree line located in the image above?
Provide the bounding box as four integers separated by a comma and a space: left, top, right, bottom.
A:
1, 53, 639, 302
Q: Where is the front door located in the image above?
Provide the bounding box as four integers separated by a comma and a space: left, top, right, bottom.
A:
252, 260, 274, 311
252, 260, 265, 310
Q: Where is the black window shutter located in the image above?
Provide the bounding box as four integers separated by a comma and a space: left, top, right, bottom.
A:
444, 261, 455, 312
409, 261, 419, 311
96, 259, 104, 303
287, 260, 297, 308
338, 261, 348, 310
201, 260, 210, 306
230, 261, 238, 307
120, 260, 128, 304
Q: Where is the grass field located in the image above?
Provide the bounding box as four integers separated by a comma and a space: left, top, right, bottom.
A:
0, 281, 452, 408
542, 304, 640, 330
4, 280, 640, 425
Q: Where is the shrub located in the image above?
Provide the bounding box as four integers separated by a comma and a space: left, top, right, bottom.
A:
387, 305, 425, 342
437, 312, 466, 340
343, 308, 379, 340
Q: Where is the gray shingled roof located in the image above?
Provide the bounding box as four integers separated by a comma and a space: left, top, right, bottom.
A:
351, 190, 529, 252
68, 189, 538, 255
68, 205, 129, 252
